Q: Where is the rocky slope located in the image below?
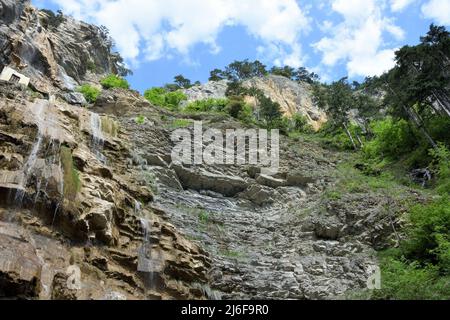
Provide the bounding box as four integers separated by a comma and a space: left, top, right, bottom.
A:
0, 1, 412, 300
183, 75, 327, 130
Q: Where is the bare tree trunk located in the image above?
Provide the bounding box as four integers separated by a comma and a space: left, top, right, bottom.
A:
385, 82, 438, 149
356, 133, 364, 148
343, 122, 358, 150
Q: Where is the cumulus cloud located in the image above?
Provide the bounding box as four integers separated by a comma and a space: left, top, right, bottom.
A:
421, 0, 450, 25
390, 0, 415, 12
313, 0, 404, 77
50, 0, 310, 66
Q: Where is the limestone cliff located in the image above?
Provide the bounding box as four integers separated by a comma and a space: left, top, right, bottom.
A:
183, 75, 327, 130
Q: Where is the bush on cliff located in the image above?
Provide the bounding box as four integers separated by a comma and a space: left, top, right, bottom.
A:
77, 84, 100, 103
144, 87, 187, 111
100, 74, 130, 89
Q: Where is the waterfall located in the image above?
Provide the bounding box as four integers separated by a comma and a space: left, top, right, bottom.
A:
13, 100, 66, 213
90, 112, 107, 164
135, 200, 156, 290
14, 100, 47, 205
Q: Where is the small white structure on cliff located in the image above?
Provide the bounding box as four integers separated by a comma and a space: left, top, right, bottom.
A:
0, 66, 30, 86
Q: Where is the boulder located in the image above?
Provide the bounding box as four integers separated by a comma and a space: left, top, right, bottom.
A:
173, 165, 249, 197
239, 184, 276, 206
62, 92, 87, 106
256, 174, 287, 189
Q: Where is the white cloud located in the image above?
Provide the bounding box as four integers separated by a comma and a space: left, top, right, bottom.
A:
390, 0, 415, 12
50, 0, 310, 66
313, 0, 403, 77
421, 0, 450, 25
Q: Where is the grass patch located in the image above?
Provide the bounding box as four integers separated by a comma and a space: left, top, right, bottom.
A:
169, 119, 192, 129
198, 210, 210, 225
135, 115, 146, 125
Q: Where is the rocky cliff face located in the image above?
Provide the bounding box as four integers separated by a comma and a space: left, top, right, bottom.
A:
0, 81, 211, 300
183, 75, 327, 130
243, 75, 327, 130
0, 0, 125, 94
0, 2, 409, 301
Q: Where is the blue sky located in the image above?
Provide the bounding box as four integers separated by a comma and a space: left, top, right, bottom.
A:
32, 0, 450, 92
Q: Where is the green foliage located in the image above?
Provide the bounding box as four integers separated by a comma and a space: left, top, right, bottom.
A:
143, 87, 187, 111
174, 74, 192, 89
363, 118, 417, 159
429, 144, 450, 194
269, 66, 319, 83
77, 84, 100, 103
374, 196, 450, 300
135, 115, 146, 125
292, 114, 314, 133
165, 91, 188, 110
100, 74, 130, 89
144, 87, 166, 106
198, 211, 210, 225
270, 66, 296, 79
259, 95, 282, 127
374, 250, 450, 300
209, 69, 225, 82
185, 98, 228, 113
86, 60, 96, 72
320, 122, 364, 151
170, 119, 192, 129
402, 197, 450, 273
60, 146, 81, 201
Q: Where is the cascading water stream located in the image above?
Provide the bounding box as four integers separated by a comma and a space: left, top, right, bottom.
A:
90, 112, 107, 165
14, 100, 47, 205
135, 200, 156, 291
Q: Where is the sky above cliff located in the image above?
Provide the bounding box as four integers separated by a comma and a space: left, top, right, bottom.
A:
33, 0, 450, 92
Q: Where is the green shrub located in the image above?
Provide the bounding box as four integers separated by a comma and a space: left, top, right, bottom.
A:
144, 87, 187, 111
374, 250, 449, 300
402, 197, 450, 272
198, 211, 210, 224
363, 118, 416, 160
144, 87, 166, 106
292, 114, 314, 133
429, 144, 450, 195
185, 98, 228, 113
135, 115, 146, 125
77, 84, 100, 103
237, 104, 254, 124
374, 197, 450, 300
165, 91, 188, 111
319, 122, 363, 151
100, 74, 130, 89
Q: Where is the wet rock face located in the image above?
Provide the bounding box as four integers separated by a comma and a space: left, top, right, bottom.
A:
0, 84, 211, 300
0, 0, 123, 93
